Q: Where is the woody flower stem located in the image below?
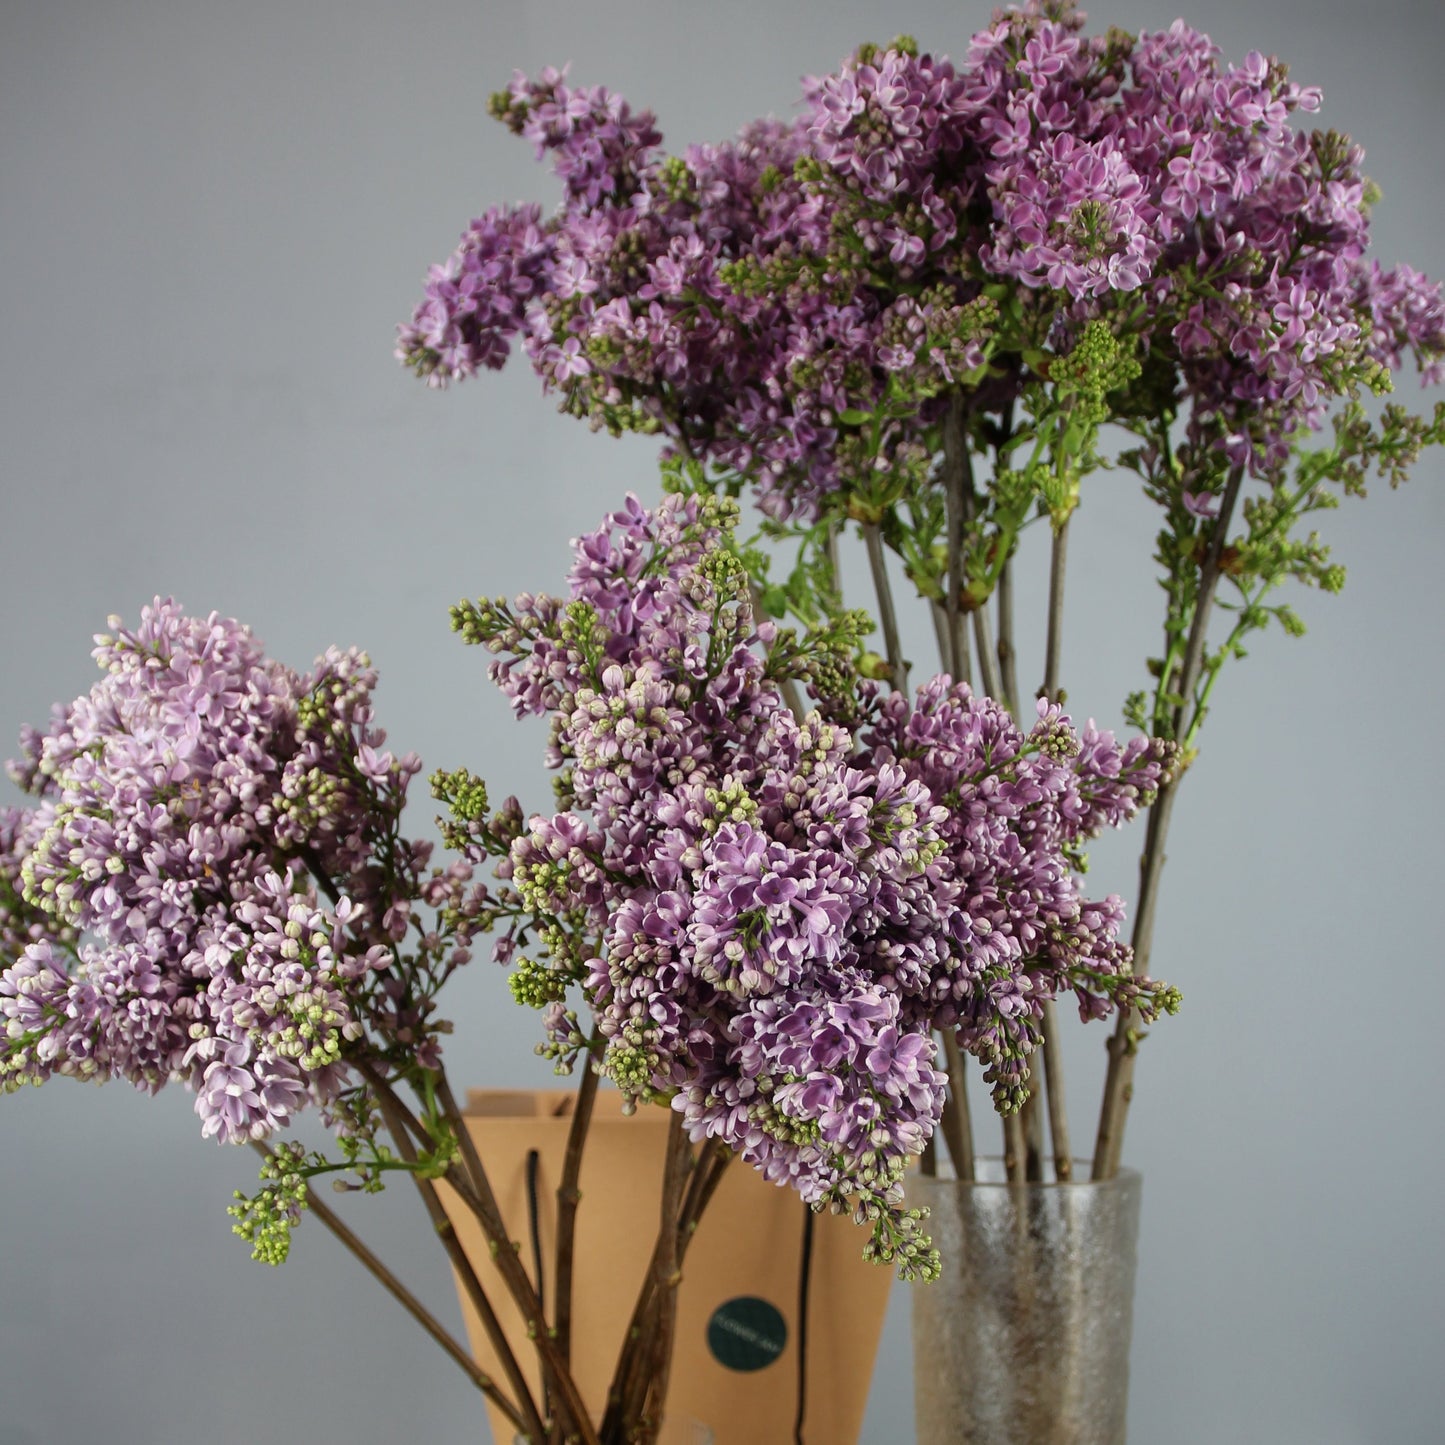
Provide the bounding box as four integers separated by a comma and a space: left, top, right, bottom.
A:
937, 390, 985, 1177
247, 1141, 526, 1432
862, 521, 908, 694
634, 1112, 692, 1443
942, 392, 973, 686
939, 1032, 976, 1182
353, 1056, 597, 1445
1039, 519, 1074, 1182
966, 595, 1026, 1180
555, 1051, 601, 1367
369, 1080, 550, 1445
1092, 466, 1245, 1180
997, 557, 1021, 717
599, 1113, 696, 1445
598, 1140, 732, 1442
432, 1074, 602, 1445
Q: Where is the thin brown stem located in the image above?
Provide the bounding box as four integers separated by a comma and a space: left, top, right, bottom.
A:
919, 1133, 938, 1177
942, 392, 972, 686
971, 602, 1005, 708
940, 1032, 975, 1182
1020, 1076, 1045, 1182
636, 1114, 691, 1442
431, 1075, 600, 1445
1039, 999, 1072, 1182
997, 557, 1021, 717
1037, 521, 1075, 1182
601, 1139, 731, 1443
248, 1142, 524, 1430
1092, 467, 1245, 1180
1002, 1109, 1027, 1183
930, 566, 976, 1184
678, 1142, 732, 1249
555, 1057, 600, 1367
930, 600, 952, 680
862, 522, 907, 694
675, 1137, 726, 1252
1042, 519, 1069, 702
372, 1083, 549, 1445
602, 1124, 714, 1444
353, 1055, 432, 1152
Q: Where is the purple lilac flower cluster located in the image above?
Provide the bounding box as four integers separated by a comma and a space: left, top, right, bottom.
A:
399, 2, 1445, 518
453, 493, 1175, 1267
0, 602, 472, 1143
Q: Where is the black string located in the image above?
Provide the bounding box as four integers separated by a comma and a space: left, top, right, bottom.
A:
794, 1203, 816, 1445
525, 1147, 545, 1306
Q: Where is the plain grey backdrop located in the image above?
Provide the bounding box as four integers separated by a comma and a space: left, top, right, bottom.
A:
1, 2, 1442, 1442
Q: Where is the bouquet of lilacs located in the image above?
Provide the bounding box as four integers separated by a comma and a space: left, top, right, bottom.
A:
399, 0, 1445, 1182
0, 489, 1172, 1441
5, 0, 1444, 1441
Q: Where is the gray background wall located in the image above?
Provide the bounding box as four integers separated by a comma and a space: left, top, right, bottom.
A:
1, 2, 1441, 1442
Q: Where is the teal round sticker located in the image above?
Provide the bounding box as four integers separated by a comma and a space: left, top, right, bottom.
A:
706, 1296, 788, 1372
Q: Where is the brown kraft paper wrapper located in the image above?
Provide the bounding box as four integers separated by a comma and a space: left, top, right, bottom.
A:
438, 1087, 894, 1445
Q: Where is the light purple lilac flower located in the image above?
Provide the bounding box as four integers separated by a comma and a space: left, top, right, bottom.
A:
457, 492, 1176, 1265
0, 602, 473, 1142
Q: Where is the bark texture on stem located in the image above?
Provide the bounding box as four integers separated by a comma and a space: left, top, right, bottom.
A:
930, 601, 952, 682
1038, 999, 1072, 1182
997, 558, 1021, 717
431, 1076, 601, 1445
1002, 1109, 1027, 1183
554, 1057, 600, 1367
1038, 521, 1074, 1181
635, 1114, 692, 1443
862, 522, 908, 694
940, 1032, 975, 1182
600, 1129, 727, 1445
249, 1142, 523, 1428
823, 520, 841, 601
1091, 467, 1245, 1180
941, 393, 972, 686
1020, 1077, 1045, 1182
373, 1085, 550, 1445
971, 603, 1005, 709
1042, 520, 1069, 702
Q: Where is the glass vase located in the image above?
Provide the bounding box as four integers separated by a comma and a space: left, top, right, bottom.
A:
910, 1162, 1142, 1445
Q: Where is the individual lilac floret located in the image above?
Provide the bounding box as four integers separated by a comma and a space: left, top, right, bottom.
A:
446, 492, 1177, 1274
0, 601, 461, 1143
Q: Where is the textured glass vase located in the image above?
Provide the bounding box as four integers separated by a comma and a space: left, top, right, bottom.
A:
910, 1162, 1142, 1445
